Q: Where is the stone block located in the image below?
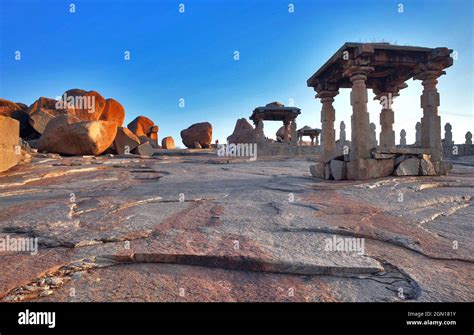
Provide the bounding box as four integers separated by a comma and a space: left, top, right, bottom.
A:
324, 163, 333, 180
433, 161, 453, 175
347, 158, 394, 180
132, 143, 154, 157
330, 160, 347, 181
420, 158, 436, 176
394, 158, 420, 176
373, 153, 396, 159
309, 162, 325, 178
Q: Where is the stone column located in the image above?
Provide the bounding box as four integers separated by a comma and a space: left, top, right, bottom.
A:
255, 119, 264, 143
369, 122, 377, 148
290, 121, 297, 145
444, 123, 453, 145
400, 129, 407, 146
316, 90, 339, 161
466, 131, 472, 145
415, 122, 421, 146
282, 119, 291, 142
339, 121, 346, 143
375, 92, 396, 148
414, 70, 444, 161
345, 66, 373, 161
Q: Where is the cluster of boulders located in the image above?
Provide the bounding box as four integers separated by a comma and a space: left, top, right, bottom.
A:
114, 116, 160, 156
0, 89, 218, 172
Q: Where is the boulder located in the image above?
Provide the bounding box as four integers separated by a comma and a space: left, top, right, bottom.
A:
61, 89, 106, 121
330, 160, 347, 181
148, 125, 159, 147
276, 126, 289, 141
113, 127, 140, 155
127, 116, 156, 137
0, 99, 37, 139
309, 162, 325, 178
435, 161, 453, 175
0, 116, 20, 172
420, 158, 436, 176
27, 90, 108, 134
38, 115, 117, 155
394, 158, 420, 176
161, 136, 176, 149
138, 135, 159, 148
193, 141, 202, 149
27, 97, 68, 134
100, 98, 125, 127
181, 122, 212, 148
227, 118, 255, 144
132, 143, 154, 157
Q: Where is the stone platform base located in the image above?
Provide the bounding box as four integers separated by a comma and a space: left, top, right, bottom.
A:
310, 149, 453, 180
257, 141, 320, 157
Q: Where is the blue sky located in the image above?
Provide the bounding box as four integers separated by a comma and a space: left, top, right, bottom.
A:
1, 0, 473, 145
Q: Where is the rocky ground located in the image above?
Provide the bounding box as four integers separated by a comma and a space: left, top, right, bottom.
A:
0, 151, 473, 302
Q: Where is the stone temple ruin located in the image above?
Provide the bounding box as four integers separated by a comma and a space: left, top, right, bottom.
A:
248, 102, 321, 156
307, 42, 454, 180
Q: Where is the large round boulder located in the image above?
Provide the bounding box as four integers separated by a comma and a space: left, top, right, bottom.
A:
100, 98, 125, 127
27, 90, 110, 135
227, 118, 255, 144
161, 136, 175, 149
180, 122, 212, 148
127, 116, 155, 137
38, 115, 117, 155
61, 89, 106, 121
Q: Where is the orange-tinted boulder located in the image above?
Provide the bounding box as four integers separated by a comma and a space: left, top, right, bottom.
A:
100, 98, 125, 127
227, 118, 255, 144
161, 136, 175, 149
113, 127, 140, 155
0, 115, 20, 172
28, 90, 108, 134
61, 89, 106, 121
38, 115, 117, 155
27, 97, 69, 134
180, 122, 212, 148
127, 116, 155, 137
0, 99, 37, 139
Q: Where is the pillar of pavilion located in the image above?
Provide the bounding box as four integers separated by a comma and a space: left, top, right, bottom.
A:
307, 42, 453, 180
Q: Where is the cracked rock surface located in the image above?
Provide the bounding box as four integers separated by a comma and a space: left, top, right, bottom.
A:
0, 153, 473, 302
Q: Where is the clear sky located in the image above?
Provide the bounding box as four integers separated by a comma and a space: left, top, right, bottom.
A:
1, 0, 473, 146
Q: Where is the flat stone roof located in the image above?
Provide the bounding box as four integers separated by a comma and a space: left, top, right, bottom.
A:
250, 102, 301, 122
307, 42, 453, 91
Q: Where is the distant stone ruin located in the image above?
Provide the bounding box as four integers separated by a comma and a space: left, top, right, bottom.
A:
247, 102, 321, 156
442, 123, 474, 158
307, 42, 454, 180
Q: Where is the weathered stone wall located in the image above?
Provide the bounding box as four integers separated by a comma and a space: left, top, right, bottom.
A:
257, 141, 320, 157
